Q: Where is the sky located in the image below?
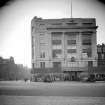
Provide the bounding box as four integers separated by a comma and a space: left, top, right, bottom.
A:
0, 0, 105, 68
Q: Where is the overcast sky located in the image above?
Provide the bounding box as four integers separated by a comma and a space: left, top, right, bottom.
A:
0, 0, 105, 68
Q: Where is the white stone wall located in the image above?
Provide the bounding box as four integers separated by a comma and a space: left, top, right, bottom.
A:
31, 17, 98, 70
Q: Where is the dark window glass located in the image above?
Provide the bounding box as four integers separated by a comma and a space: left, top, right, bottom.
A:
53, 62, 61, 68
66, 23, 77, 25
51, 32, 62, 35
40, 52, 45, 58
51, 23, 62, 25
65, 32, 78, 36
32, 26, 34, 32
52, 49, 62, 58
88, 61, 93, 67
52, 40, 62, 45
82, 39, 91, 45
82, 23, 93, 26
82, 31, 93, 35
82, 48, 92, 57
40, 62, 45, 68
67, 49, 76, 53
71, 57, 76, 62
67, 40, 76, 45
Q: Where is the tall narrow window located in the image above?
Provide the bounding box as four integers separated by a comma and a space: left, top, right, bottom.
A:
88, 61, 93, 67
32, 26, 34, 32
40, 62, 45, 68
40, 52, 45, 58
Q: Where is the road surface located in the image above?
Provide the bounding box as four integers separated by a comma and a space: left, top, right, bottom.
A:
0, 81, 105, 105
0, 81, 105, 96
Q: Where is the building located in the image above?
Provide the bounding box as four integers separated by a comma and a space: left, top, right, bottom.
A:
0, 56, 14, 64
97, 44, 105, 66
31, 16, 98, 80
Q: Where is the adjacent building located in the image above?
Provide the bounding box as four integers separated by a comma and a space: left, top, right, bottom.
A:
31, 16, 98, 78
97, 44, 105, 66
0, 56, 14, 64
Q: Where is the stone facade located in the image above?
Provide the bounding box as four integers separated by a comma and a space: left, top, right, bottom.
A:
31, 16, 98, 72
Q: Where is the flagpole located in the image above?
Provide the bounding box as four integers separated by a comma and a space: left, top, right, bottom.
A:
71, 0, 72, 18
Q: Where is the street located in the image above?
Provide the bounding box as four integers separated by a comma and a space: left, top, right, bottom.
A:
0, 81, 105, 105
0, 81, 105, 96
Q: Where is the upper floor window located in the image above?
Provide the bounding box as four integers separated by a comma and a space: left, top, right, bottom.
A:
51, 32, 62, 37
39, 24, 45, 26
82, 31, 93, 35
82, 39, 91, 45
52, 49, 62, 58
82, 48, 92, 57
32, 26, 34, 32
40, 52, 45, 58
51, 23, 62, 25
65, 32, 78, 36
82, 23, 93, 26
67, 49, 76, 53
66, 23, 77, 26
67, 40, 76, 45
71, 57, 76, 62
52, 40, 62, 45
40, 33, 44, 36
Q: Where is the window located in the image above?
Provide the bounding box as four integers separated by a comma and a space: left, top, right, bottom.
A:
40, 52, 45, 58
40, 33, 44, 36
32, 26, 34, 32
39, 24, 45, 26
71, 57, 76, 62
65, 32, 78, 36
82, 48, 92, 57
40, 62, 45, 68
82, 39, 91, 45
82, 23, 93, 26
82, 31, 93, 35
51, 32, 62, 37
82, 32, 92, 45
53, 62, 61, 68
67, 49, 76, 53
67, 40, 76, 45
88, 61, 93, 67
66, 23, 77, 25
52, 49, 62, 58
32, 63, 35, 69
51, 23, 62, 25
52, 40, 62, 45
